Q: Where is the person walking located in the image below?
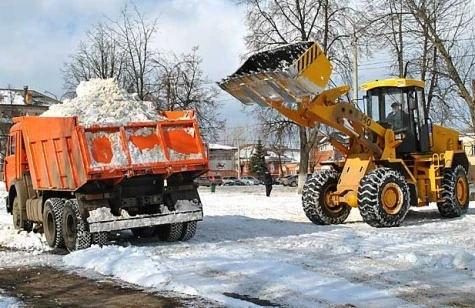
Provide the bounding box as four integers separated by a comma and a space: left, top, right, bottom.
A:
264, 170, 273, 197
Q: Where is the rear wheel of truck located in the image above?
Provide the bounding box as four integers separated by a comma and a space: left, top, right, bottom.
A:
92, 232, 108, 247
437, 165, 469, 218
180, 221, 197, 241
12, 196, 32, 232
302, 170, 351, 225
156, 223, 184, 242
62, 199, 91, 252
358, 168, 410, 227
43, 198, 65, 248
131, 227, 156, 238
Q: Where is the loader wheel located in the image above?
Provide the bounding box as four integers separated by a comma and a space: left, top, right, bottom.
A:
180, 221, 197, 241
156, 223, 184, 242
43, 198, 65, 248
62, 199, 91, 252
302, 170, 351, 225
131, 227, 156, 238
12, 196, 32, 232
437, 165, 469, 218
358, 168, 410, 227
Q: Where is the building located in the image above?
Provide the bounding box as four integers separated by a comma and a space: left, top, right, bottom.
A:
207, 143, 238, 177
0, 86, 61, 170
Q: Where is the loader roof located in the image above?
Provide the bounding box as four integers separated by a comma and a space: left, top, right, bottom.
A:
360, 78, 425, 92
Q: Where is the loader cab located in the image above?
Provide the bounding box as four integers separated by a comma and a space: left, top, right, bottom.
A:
361, 78, 431, 155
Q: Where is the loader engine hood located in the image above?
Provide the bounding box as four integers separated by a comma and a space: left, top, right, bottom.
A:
218, 41, 333, 108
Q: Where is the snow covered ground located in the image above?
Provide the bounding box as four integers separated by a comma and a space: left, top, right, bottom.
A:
1, 184, 475, 307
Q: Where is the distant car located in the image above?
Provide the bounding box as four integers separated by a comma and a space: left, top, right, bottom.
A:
282, 174, 315, 187
194, 176, 212, 187
240, 176, 260, 185
208, 175, 223, 186
223, 176, 239, 186
282, 174, 298, 187
275, 175, 291, 185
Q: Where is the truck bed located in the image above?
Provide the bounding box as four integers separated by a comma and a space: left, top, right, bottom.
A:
17, 112, 208, 191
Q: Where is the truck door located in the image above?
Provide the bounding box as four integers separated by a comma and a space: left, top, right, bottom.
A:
4, 133, 18, 189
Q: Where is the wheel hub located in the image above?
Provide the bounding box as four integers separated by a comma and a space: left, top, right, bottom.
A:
65, 213, 76, 242
381, 183, 403, 214
324, 187, 342, 214
456, 177, 468, 205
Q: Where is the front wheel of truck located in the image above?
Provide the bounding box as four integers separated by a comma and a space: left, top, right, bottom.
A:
13, 196, 32, 232
62, 199, 91, 252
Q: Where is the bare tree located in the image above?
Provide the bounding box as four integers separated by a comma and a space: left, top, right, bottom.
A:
405, 0, 475, 130
110, 4, 158, 100
153, 48, 225, 141
62, 22, 126, 97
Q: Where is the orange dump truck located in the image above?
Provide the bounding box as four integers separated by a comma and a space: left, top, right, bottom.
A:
3, 111, 208, 251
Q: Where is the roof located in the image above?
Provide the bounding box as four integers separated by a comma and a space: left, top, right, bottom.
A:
209, 143, 237, 151
360, 78, 425, 92
0, 88, 60, 106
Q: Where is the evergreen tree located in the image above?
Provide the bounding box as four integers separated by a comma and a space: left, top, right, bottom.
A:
249, 139, 266, 175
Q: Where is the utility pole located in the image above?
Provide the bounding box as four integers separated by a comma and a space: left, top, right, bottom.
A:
352, 23, 358, 104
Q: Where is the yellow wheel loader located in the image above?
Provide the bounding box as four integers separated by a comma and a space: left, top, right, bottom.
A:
219, 41, 470, 227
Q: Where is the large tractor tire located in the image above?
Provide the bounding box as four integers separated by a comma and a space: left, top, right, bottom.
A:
62, 199, 91, 252
156, 223, 184, 242
358, 168, 410, 227
437, 165, 469, 218
12, 196, 32, 232
43, 198, 65, 248
131, 227, 156, 238
302, 170, 351, 225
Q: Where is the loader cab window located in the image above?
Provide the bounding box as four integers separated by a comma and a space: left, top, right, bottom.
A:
367, 86, 427, 154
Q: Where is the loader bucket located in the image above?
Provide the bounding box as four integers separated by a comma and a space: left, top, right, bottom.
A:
218, 41, 332, 108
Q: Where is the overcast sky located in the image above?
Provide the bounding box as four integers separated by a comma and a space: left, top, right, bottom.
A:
0, 0, 251, 125
0, 0, 394, 130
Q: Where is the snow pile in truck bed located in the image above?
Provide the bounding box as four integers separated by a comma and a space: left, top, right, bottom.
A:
42, 78, 162, 127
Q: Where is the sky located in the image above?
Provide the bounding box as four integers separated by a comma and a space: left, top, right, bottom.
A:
0, 0, 250, 126
0, 0, 392, 129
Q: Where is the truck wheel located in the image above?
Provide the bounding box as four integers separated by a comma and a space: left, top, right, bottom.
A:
92, 232, 108, 247
180, 221, 197, 241
358, 168, 410, 227
12, 196, 32, 232
43, 198, 65, 248
62, 199, 91, 252
131, 227, 156, 238
302, 170, 351, 225
437, 165, 469, 218
156, 223, 184, 242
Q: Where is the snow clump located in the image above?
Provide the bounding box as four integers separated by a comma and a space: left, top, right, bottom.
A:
42, 78, 163, 127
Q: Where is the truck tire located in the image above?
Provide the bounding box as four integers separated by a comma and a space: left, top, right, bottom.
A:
12, 196, 32, 232
156, 223, 184, 242
131, 227, 156, 238
358, 168, 410, 227
180, 221, 197, 241
437, 165, 469, 218
302, 170, 351, 225
92, 232, 108, 247
43, 198, 65, 248
62, 199, 91, 252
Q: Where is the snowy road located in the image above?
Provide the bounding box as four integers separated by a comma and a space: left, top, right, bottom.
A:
1, 185, 475, 307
